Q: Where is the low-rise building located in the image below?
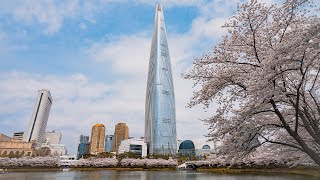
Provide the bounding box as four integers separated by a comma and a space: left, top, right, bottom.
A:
0, 134, 12, 142
118, 138, 147, 157
60, 155, 78, 166
41, 143, 67, 156
178, 139, 216, 157
0, 141, 36, 157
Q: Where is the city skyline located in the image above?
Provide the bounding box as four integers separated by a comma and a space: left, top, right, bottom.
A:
0, 0, 247, 154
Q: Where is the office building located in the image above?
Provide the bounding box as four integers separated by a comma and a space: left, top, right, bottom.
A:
44, 130, 61, 144
112, 123, 129, 153
41, 143, 67, 156
90, 124, 105, 154
23, 89, 53, 147
118, 138, 147, 157
104, 135, 114, 152
145, 4, 177, 155
41, 130, 67, 156
13, 132, 24, 141
77, 135, 90, 159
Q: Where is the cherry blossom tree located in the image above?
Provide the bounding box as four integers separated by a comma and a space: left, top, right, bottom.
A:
0, 157, 60, 167
72, 157, 118, 167
184, 0, 320, 165
120, 158, 177, 168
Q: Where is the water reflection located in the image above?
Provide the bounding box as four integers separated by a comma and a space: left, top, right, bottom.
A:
0, 170, 317, 180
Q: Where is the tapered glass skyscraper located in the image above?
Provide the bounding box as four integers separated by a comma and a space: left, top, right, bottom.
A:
145, 4, 177, 155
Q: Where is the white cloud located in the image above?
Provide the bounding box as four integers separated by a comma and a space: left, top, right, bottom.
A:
87, 34, 150, 76
0, 0, 276, 34
11, 0, 79, 34
190, 17, 227, 38
0, 0, 199, 34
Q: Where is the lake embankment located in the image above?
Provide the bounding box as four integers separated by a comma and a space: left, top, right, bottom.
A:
197, 166, 320, 177
2, 166, 320, 177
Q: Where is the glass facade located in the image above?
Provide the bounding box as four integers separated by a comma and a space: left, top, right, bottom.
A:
178, 140, 196, 156
77, 135, 90, 159
104, 135, 114, 152
129, 144, 143, 157
145, 4, 177, 155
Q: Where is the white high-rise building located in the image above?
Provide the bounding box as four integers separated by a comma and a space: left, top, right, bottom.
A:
23, 89, 53, 147
44, 130, 61, 144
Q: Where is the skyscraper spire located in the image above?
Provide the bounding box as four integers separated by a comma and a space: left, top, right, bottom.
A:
156, 3, 162, 11
145, 4, 177, 155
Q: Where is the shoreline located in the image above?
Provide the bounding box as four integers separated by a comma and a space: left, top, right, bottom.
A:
0, 167, 176, 172
197, 166, 320, 177
2, 166, 320, 177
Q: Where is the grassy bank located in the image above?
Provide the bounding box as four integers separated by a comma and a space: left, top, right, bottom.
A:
196, 166, 320, 177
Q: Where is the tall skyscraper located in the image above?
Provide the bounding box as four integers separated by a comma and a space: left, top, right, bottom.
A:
112, 123, 129, 153
90, 124, 105, 154
23, 89, 53, 147
145, 4, 177, 155
104, 135, 114, 152
77, 135, 90, 159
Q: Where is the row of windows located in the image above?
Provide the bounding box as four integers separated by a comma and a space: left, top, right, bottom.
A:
130, 144, 142, 151
0, 151, 32, 156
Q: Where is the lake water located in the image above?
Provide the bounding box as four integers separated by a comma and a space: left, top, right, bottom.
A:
0, 170, 317, 180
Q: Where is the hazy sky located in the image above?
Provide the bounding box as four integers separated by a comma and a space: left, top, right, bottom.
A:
0, 0, 273, 154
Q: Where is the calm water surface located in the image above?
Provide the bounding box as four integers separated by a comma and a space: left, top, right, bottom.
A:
0, 170, 317, 180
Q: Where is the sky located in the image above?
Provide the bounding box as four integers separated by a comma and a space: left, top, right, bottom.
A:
0, 0, 276, 154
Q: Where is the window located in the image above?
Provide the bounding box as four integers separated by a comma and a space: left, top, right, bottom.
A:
162, 90, 169, 95
161, 51, 167, 57
130, 144, 142, 151
162, 118, 171, 124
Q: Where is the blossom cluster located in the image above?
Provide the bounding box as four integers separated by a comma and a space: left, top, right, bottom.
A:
0, 157, 59, 167
0, 157, 177, 168
120, 158, 177, 168
74, 158, 118, 167
192, 153, 317, 168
